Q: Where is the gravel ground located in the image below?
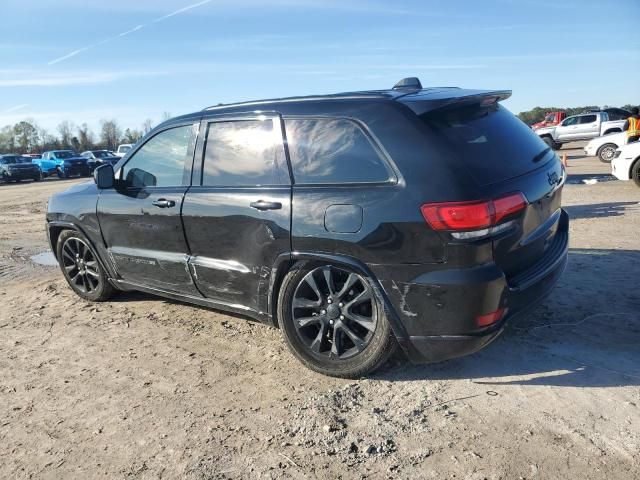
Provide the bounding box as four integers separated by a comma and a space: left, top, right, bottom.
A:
1, 144, 639, 479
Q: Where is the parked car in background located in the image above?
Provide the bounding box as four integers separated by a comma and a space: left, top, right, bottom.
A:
612, 141, 640, 187
34, 150, 91, 178
22, 153, 42, 159
536, 111, 626, 149
584, 131, 627, 163
0, 154, 42, 183
116, 144, 133, 155
602, 107, 632, 121
45, 77, 568, 378
531, 111, 566, 130
81, 150, 121, 171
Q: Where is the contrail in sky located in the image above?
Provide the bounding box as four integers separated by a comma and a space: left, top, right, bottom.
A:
1, 104, 29, 113
48, 0, 214, 65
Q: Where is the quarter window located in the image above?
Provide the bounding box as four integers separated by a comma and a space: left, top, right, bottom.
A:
120, 124, 196, 188
202, 119, 287, 187
284, 118, 391, 184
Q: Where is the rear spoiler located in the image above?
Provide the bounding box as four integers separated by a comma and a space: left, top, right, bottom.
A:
398, 89, 512, 115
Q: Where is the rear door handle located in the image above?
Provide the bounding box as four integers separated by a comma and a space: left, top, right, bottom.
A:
250, 200, 282, 211
152, 198, 176, 208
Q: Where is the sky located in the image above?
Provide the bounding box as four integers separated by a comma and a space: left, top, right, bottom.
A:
0, 0, 639, 133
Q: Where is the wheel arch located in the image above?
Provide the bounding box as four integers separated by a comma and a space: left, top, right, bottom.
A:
631, 156, 640, 181
268, 252, 410, 348
47, 221, 118, 283
603, 128, 621, 135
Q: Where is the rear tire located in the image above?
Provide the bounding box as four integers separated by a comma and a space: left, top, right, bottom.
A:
57, 168, 67, 179
597, 143, 617, 163
632, 159, 640, 188
542, 136, 560, 150
277, 262, 396, 378
56, 229, 115, 302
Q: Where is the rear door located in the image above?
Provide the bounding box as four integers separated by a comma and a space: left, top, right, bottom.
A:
97, 121, 202, 295
576, 113, 599, 139
181, 113, 291, 315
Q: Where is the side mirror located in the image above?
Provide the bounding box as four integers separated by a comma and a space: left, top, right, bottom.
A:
94, 164, 115, 189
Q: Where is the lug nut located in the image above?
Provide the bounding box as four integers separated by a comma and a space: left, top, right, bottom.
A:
327, 298, 332, 304
338, 303, 343, 307
339, 315, 344, 320
329, 320, 334, 325
321, 309, 326, 315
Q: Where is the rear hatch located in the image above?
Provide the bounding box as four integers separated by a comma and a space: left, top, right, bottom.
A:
413, 97, 565, 280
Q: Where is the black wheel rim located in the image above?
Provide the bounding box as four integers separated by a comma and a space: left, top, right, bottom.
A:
61, 237, 101, 294
291, 266, 377, 360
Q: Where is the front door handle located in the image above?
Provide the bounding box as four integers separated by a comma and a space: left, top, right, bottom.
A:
152, 198, 176, 208
250, 200, 282, 211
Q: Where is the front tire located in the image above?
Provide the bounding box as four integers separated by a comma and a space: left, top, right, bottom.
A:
277, 262, 396, 378
597, 143, 617, 163
57, 168, 67, 179
56, 230, 115, 302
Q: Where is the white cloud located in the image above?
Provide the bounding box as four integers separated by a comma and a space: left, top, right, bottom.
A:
0, 69, 165, 87
1, 104, 29, 114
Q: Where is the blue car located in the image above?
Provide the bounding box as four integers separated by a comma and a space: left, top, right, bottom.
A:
35, 150, 92, 179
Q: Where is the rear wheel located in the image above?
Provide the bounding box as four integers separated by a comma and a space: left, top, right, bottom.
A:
56, 230, 115, 302
277, 262, 396, 378
632, 159, 640, 188
542, 136, 559, 150
57, 168, 67, 179
597, 143, 617, 163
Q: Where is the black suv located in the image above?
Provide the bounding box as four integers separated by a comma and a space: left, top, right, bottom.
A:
46, 78, 568, 378
0, 154, 42, 183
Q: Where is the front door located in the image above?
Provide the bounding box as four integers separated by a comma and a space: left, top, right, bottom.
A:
97, 121, 202, 295
554, 116, 579, 141
181, 114, 292, 315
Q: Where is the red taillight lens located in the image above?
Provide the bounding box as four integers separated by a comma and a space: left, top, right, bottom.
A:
420, 200, 492, 231
421, 192, 527, 232
475, 308, 506, 327
493, 193, 528, 224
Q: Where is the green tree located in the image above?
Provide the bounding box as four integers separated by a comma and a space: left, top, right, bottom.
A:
13, 121, 40, 152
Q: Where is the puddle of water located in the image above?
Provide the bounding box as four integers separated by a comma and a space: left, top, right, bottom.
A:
30, 251, 58, 266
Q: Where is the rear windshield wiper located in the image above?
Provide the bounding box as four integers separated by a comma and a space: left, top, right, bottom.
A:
531, 147, 551, 163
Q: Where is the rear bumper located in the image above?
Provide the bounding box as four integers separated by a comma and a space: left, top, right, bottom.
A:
381, 209, 569, 364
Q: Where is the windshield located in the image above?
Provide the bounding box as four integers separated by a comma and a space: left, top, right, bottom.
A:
419, 104, 553, 185
53, 151, 76, 159
93, 150, 111, 158
1, 156, 31, 164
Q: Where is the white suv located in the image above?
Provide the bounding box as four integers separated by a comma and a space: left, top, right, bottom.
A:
116, 144, 133, 155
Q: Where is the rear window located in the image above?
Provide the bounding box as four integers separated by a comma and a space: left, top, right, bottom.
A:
419, 105, 553, 185
579, 114, 597, 124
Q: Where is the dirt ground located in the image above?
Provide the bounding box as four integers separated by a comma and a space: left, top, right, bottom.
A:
1, 144, 639, 479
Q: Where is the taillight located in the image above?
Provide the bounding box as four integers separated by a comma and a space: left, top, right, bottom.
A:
421, 192, 527, 232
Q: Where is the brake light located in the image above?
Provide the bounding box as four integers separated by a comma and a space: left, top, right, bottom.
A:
421, 192, 527, 232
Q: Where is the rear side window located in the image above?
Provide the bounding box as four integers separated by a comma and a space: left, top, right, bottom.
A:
284, 118, 391, 184
419, 105, 553, 186
202, 119, 287, 187
579, 114, 597, 124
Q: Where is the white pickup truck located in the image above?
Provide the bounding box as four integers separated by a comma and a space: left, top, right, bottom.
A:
536, 111, 626, 149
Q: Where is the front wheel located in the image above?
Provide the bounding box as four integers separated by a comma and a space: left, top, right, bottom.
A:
56, 230, 115, 302
597, 143, 617, 163
277, 262, 396, 378
57, 168, 67, 179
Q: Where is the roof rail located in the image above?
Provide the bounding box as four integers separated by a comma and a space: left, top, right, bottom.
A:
393, 77, 423, 90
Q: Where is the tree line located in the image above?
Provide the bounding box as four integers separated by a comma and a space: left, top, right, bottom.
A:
517, 104, 636, 126
0, 113, 171, 154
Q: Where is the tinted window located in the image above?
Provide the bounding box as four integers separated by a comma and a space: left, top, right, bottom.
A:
121, 124, 195, 188
202, 119, 287, 187
579, 115, 597, 124
285, 118, 390, 184
419, 104, 553, 186
53, 151, 76, 159
562, 117, 578, 126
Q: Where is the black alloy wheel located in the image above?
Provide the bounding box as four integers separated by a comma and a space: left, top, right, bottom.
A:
278, 263, 396, 378
56, 230, 115, 301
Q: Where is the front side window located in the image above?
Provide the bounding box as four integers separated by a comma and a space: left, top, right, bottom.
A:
202, 119, 287, 187
284, 118, 391, 184
562, 117, 578, 126
120, 124, 196, 188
